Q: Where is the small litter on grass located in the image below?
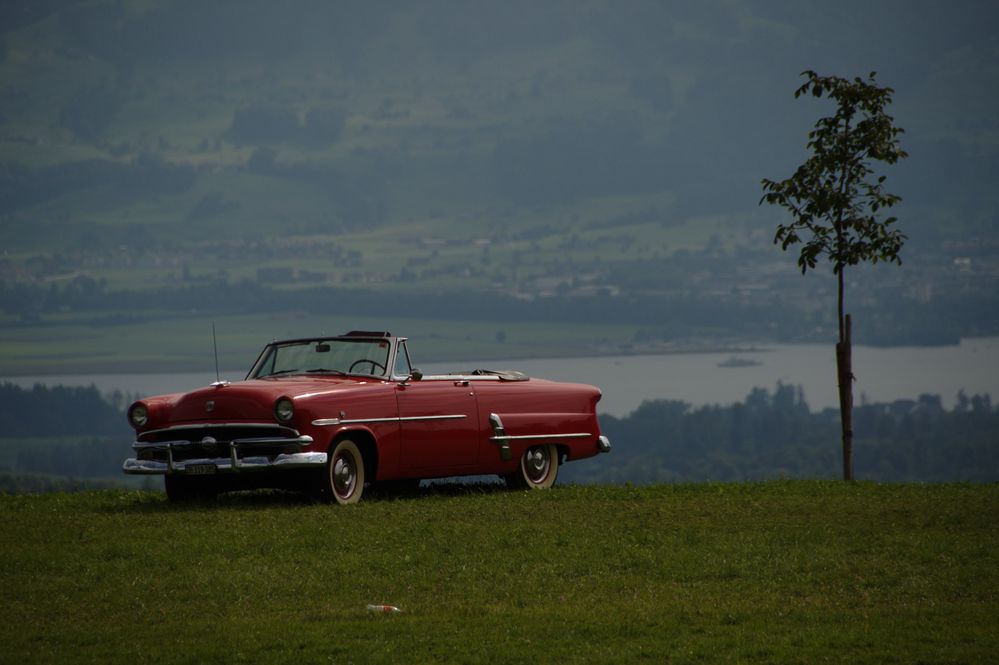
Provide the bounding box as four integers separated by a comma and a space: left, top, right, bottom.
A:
366, 604, 401, 613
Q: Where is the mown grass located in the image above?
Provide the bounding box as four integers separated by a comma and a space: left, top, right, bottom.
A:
1, 481, 996, 664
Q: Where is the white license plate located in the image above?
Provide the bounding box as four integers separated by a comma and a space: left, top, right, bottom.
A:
186, 464, 217, 475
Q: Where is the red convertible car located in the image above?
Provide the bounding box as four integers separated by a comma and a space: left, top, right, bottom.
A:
123, 331, 611, 503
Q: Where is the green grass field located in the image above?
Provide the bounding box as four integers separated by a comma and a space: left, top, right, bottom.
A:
1, 481, 996, 663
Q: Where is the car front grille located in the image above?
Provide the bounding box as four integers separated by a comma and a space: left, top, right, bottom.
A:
136, 424, 302, 463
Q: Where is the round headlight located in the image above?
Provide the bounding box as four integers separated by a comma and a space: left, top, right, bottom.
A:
128, 403, 148, 429
274, 397, 294, 423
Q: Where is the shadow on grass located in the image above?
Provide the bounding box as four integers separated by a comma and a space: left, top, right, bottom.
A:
104, 478, 513, 513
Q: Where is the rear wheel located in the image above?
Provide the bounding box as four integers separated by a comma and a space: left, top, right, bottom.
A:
505, 444, 559, 490
316, 439, 366, 504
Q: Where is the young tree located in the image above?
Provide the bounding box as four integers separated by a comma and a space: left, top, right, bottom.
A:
760, 70, 907, 481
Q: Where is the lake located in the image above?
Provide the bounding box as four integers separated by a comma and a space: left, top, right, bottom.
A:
3, 337, 997, 417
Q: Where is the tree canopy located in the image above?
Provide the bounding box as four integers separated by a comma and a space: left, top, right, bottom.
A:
761, 71, 907, 277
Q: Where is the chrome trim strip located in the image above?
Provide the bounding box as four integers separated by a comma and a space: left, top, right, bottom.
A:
422, 374, 502, 381
122, 451, 328, 475
311, 414, 467, 427
489, 433, 591, 441
487, 412, 591, 459
488, 413, 511, 461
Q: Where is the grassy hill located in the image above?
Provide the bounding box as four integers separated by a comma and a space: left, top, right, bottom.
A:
2, 481, 996, 663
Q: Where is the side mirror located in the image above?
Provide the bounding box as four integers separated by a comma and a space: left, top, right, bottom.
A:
408, 369, 423, 381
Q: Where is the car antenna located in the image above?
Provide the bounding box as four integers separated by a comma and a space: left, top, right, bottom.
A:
211, 322, 229, 388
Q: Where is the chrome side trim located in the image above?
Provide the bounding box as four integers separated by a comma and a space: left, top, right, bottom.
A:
489, 432, 591, 441
311, 414, 467, 427
488, 412, 593, 460
488, 413, 511, 461
422, 374, 502, 382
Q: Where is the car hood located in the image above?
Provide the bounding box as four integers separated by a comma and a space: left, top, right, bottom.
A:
164, 376, 381, 424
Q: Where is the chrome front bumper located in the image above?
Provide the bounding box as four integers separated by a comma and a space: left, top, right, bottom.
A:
122, 435, 326, 475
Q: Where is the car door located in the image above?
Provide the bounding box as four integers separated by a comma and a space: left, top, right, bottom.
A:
395, 377, 480, 471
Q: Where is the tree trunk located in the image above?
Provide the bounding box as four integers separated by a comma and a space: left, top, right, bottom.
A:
836, 314, 854, 481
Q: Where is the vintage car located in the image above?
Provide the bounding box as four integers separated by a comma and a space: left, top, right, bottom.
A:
123, 331, 611, 503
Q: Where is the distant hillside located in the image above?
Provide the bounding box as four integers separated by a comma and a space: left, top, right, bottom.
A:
2, 2, 996, 248
2, 1, 997, 350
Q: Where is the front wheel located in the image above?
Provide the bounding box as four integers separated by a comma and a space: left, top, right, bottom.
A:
316, 439, 366, 504
505, 444, 559, 490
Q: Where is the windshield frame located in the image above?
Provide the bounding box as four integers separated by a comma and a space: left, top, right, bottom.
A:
246, 335, 400, 380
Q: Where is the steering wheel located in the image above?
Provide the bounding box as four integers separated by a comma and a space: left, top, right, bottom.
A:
348, 358, 387, 375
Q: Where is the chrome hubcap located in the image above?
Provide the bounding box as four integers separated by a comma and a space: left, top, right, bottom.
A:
333, 454, 356, 497
524, 446, 550, 482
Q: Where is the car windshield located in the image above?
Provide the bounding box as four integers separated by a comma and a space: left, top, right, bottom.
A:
249, 339, 391, 379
